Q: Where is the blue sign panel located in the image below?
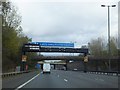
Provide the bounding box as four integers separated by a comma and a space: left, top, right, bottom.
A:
31, 42, 74, 47
36, 63, 40, 69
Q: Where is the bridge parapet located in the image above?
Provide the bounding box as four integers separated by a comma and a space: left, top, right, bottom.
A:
34, 56, 84, 60
33, 56, 119, 61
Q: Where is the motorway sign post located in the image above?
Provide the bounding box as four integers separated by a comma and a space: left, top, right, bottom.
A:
83, 54, 88, 73
84, 56, 88, 62
21, 55, 27, 71
22, 55, 27, 62
36, 63, 40, 69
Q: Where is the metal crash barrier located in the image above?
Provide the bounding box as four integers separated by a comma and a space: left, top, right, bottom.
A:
1, 70, 32, 78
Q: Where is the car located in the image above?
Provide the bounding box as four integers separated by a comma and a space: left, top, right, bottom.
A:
73, 68, 77, 71
43, 63, 51, 74
61, 67, 66, 70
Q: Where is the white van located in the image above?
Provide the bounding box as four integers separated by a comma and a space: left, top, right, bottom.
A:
43, 63, 51, 74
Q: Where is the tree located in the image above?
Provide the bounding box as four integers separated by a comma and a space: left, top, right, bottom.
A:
2, 1, 37, 72
88, 36, 118, 71
89, 37, 105, 57
2, 2, 21, 29
110, 37, 118, 56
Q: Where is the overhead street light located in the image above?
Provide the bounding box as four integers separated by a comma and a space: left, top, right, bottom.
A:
101, 5, 106, 7
111, 5, 116, 7
101, 5, 116, 7
101, 4, 116, 71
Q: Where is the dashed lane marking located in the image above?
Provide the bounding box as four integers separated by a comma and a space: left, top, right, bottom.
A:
95, 78, 104, 82
64, 79, 68, 82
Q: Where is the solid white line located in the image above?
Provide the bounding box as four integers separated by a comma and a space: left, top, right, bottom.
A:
64, 79, 68, 82
15, 73, 40, 90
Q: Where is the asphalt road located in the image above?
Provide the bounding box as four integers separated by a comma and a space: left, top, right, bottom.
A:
2, 70, 118, 89
2, 70, 40, 89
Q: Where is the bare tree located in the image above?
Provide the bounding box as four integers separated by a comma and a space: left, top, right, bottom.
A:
89, 37, 105, 57
2, 1, 21, 29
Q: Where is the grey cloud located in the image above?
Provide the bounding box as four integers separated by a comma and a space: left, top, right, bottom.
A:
16, 1, 118, 47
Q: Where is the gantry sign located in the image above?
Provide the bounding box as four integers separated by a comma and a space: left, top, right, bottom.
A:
22, 43, 88, 54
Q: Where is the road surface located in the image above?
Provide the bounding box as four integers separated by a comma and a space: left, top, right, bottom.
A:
2, 70, 118, 89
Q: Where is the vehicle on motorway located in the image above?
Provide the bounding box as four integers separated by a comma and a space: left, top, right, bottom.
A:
73, 68, 77, 71
43, 63, 51, 74
61, 66, 66, 70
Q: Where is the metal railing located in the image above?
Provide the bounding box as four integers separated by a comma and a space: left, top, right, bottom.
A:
86, 71, 119, 76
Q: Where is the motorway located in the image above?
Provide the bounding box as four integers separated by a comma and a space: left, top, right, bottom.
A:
2, 70, 118, 89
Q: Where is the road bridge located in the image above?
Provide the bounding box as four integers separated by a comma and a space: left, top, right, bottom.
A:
22, 43, 88, 53
34, 56, 84, 61
38, 61, 66, 65
33, 56, 119, 61
21, 43, 89, 71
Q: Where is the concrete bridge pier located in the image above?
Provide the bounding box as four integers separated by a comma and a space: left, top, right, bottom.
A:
54, 64, 56, 69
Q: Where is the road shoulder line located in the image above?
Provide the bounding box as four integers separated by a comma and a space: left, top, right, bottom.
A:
15, 73, 40, 90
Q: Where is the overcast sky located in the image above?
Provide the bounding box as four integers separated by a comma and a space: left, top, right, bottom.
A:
11, 0, 119, 56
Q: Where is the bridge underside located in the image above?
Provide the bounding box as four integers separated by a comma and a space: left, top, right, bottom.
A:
33, 56, 84, 61
33, 56, 119, 61
22, 43, 88, 54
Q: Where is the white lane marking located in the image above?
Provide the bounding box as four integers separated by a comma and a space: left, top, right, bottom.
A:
41, 72, 43, 74
15, 73, 40, 90
113, 73, 117, 76
64, 79, 68, 82
95, 78, 104, 81
58, 75, 59, 77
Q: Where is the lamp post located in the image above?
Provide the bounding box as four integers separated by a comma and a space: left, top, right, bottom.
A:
101, 5, 116, 71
